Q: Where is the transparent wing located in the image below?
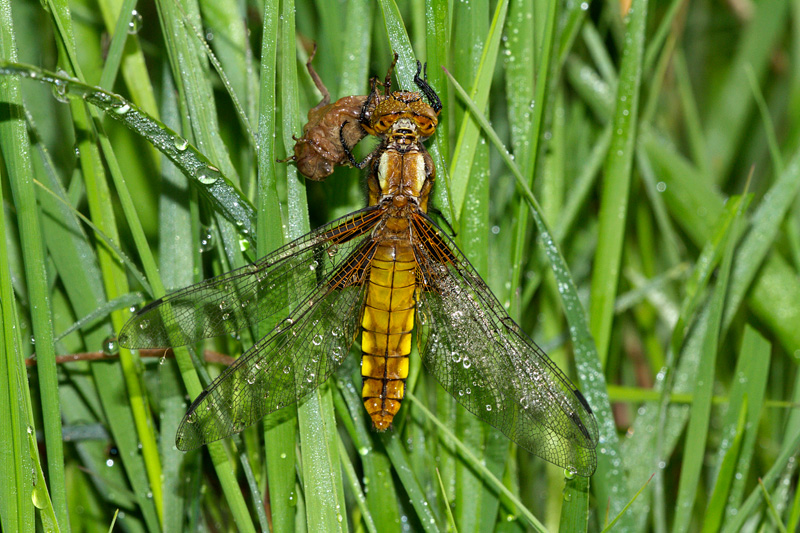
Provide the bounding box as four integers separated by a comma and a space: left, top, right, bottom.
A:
175, 238, 377, 450
412, 214, 598, 476
118, 207, 382, 349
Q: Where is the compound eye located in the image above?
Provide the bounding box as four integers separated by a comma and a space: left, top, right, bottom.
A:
415, 118, 436, 136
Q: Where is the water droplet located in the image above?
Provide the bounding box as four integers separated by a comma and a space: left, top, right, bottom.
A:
52, 72, 69, 103
127, 9, 143, 34
102, 336, 119, 356
486, 404, 492, 411
312, 334, 322, 346
173, 137, 189, 151
112, 103, 130, 115
564, 468, 577, 479
239, 237, 250, 252
195, 165, 221, 185
139, 320, 149, 330
283, 366, 291, 374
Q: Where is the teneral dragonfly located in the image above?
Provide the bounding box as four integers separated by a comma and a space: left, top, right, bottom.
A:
118, 59, 599, 476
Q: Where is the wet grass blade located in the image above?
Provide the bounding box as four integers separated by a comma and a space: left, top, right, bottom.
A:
588, 0, 648, 367
671, 184, 742, 533
0, 14, 67, 528
0, 64, 257, 244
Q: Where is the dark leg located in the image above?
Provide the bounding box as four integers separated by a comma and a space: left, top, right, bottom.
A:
340, 121, 371, 169
414, 61, 442, 113
359, 78, 380, 126
428, 206, 457, 237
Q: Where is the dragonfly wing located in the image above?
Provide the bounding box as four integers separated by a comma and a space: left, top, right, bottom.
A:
412, 214, 598, 476
119, 207, 382, 349
175, 238, 376, 450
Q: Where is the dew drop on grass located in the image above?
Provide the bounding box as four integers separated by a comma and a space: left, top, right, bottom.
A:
128, 9, 143, 34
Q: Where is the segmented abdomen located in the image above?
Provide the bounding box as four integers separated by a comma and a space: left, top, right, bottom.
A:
360, 242, 416, 430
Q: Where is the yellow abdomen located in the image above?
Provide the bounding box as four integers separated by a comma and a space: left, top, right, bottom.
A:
361, 242, 416, 430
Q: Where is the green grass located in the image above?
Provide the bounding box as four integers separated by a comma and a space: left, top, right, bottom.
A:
2, 0, 800, 531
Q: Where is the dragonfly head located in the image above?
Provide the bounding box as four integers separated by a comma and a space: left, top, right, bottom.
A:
363, 91, 439, 141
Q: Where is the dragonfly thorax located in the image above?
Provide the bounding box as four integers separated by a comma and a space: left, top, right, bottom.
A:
373, 145, 432, 213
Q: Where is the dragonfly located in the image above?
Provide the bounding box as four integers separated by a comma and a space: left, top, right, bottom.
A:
118, 58, 599, 476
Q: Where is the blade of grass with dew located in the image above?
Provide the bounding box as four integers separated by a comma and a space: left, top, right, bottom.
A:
96, 0, 159, 119
641, 132, 800, 355
337, 435, 378, 533
668, 194, 750, 357
425, 0, 451, 216
28, 428, 60, 531
435, 468, 458, 532
701, 394, 748, 533
156, 71, 194, 533
0, 14, 68, 528
445, 67, 627, 524
723, 146, 800, 334
588, 0, 648, 367
279, 4, 347, 530
671, 187, 742, 533
703, 0, 789, 183
197, 0, 251, 122
720, 423, 800, 532
446, 0, 508, 223
380, 431, 443, 533
638, 110, 684, 267
0, 64, 258, 244
627, 193, 748, 529
27, 105, 162, 532
558, 475, 590, 531
258, 1, 298, 531
582, 22, 617, 88
334, 372, 402, 531
507, 0, 551, 319
407, 392, 546, 533
0, 79, 35, 533
155, 0, 247, 275
718, 327, 771, 520
564, 56, 615, 119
